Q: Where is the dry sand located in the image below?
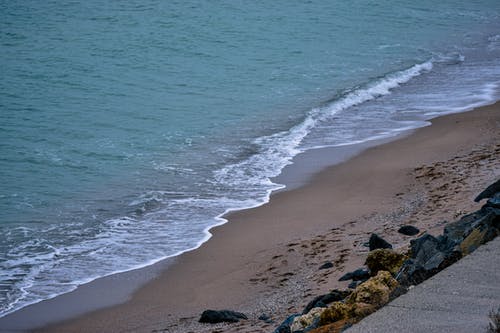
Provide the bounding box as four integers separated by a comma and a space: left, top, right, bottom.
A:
6, 103, 500, 333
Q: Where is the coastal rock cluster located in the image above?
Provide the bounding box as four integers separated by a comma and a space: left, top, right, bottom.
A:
267, 178, 500, 333
197, 179, 500, 332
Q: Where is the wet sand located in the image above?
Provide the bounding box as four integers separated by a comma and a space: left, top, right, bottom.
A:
1, 103, 499, 333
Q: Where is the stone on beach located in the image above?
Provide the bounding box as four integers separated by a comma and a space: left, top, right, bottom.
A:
199, 309, 248, 323
474, 179, 500, 202
318, 261, 334, 270
368, 233, 393, 251
398, 225, 420, 236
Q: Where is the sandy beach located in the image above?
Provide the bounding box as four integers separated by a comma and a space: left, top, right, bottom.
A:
1, 102, 499, 333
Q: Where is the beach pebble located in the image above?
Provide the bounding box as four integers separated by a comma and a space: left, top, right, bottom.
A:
398, 225, 420, 236
318, 261, 334, 270
259, 314, 274, 323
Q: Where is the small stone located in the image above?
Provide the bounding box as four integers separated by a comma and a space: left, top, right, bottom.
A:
318, 261, 334, 270
369, 233, 393, 251
259, 314, 273, 323
398, 225, 420, 236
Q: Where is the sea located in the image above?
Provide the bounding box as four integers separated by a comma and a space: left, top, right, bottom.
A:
1, 0, 500, 317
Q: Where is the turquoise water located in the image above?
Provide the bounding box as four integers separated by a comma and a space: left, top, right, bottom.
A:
1, 0, 500, 316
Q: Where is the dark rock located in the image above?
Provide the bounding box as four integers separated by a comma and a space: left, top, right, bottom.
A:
444, 207, 500, 249
474, 179, 500, 202
258, 314, 273, 323
369, 233, 393, 251
398, 225, 420, 236
273, 314, 299, 333
318, 261, 334, 270
486, 192, 500, 209
348, 280, 361, 289
338, 268, 370, 281
302, 289, 351, 314
396, 181, 500, 288
397, 233, 461, 287
199, 309, 248, 323
410, 234, 440, 262
389, 284, 408, 301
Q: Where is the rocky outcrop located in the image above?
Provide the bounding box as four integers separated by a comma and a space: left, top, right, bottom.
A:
397, 179, 500, 287
199, 309, 248, 323
369, 233, 393, 251
273, 179, 500, 333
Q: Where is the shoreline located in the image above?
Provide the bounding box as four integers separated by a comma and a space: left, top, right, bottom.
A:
1, 102, 499, 332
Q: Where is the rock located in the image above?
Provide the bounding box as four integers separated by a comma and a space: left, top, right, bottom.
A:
474, 179, 500, 202
365, 249, 406, 275
307, 320, 351, 333
290, 307, 324, 332
259, 314, 273, 323
346, 271, 398, 317
397, 233, 461, 287
302, 290, 351, 314
319, 261, 334, 270
460, 227, 489, 255
338, 268, 370, 282
199, 309, 248, 323
318, 302, 350, 326
398, 225, 420, 236
348, 281, 361, 289
444, 207, 500, 251
486, 193, 500, 209
274, 314, 300, 333
369, 233, 393, 251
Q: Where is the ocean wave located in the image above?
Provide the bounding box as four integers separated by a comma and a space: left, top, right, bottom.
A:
214, 61, 433, 189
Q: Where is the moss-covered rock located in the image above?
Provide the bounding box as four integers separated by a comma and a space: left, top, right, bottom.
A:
318, 302, 350, 326
290, 307, 324, 332
365, 249, 407, 275
346, 270, 398, 313
307, 319, 351, 333
460, 227, 488, 255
